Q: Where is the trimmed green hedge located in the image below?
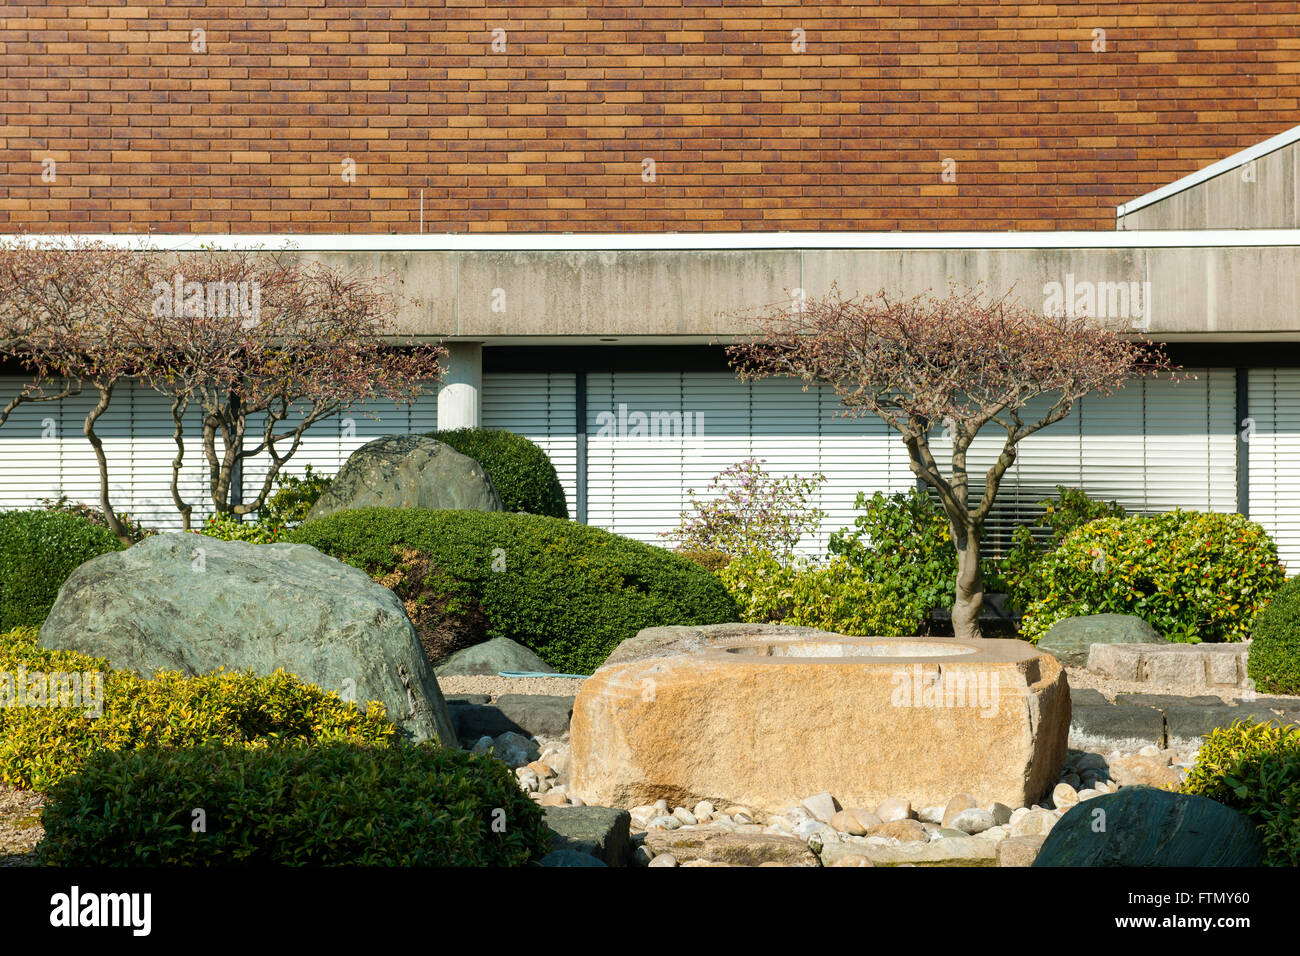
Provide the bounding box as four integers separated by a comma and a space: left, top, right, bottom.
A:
0, 510, 125, 630
428, 428, 569, 518
35, 740, 552, 866
287, 507, 738, 673
0, 626, 396, 792
1249, 575, 1300, 695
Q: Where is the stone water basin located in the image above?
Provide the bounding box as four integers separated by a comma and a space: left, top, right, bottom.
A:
570, 625, 1070, 813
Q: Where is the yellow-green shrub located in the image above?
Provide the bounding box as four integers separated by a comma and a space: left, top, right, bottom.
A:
1181, 719, 1300, 867
720, 553, 922, 636
0, 627, 395, 792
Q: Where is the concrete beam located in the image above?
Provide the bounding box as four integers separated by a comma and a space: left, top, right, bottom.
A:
20, 234, 1300, 340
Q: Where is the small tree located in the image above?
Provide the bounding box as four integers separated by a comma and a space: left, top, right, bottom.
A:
0, 239, 154, 542
727, 284, 1174, 639
0, 239, 443, 542
132, 247, 443, 528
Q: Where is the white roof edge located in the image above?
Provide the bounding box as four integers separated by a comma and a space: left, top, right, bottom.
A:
4, 229, 1300, 251
1116, 124, 1300, 219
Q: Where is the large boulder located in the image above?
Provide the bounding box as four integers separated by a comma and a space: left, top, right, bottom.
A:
1032, 787, 1263, 867
1037, 613, 1162, 668
435, 636, 555, 676
39, 533, 457, 745
572, 629, 1070, 813
307, 434, 502, 520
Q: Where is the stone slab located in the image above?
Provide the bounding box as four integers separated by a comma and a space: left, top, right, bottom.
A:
451, 694, 575, 743
820, 835, 997, 867
1068, 701, 1165, 752
643, 828, 819, 867
544, 806, 632, 867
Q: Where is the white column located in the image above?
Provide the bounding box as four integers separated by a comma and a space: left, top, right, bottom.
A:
436, 341, 483, 430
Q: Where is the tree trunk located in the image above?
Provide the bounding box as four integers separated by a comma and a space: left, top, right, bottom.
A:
84, 381, 132, 546
950, 521, 984, 640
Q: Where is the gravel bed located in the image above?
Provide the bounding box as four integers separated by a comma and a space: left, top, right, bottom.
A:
438, 674, 587, 699
0, 784, 43, 867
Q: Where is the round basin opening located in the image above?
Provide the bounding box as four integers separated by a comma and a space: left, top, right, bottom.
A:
725, 640, 977, 659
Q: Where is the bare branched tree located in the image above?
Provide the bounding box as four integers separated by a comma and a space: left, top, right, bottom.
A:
727, 283, 1176, 639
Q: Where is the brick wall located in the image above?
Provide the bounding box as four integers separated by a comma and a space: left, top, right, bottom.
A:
2, 1, 1298, 234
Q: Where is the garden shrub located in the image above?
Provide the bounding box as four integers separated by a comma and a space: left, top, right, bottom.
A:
1181, 718, 1300, 867
260, 463, 335, 527
675, 548, 733, 573
1018, 510, 1285, 644
0, 626, 395, 792
287, 508, 737, 673
664, 458, 825, 562
1248, 575, 1300, 695
996, 486, 1126, 611
35, 740, 551, 866
428, 428, 569, 518
0, 509, 125, 630
39, 495, 153, 544
828, 488, 960, 630
196, 511, 286, 544
721, 553, 923, 636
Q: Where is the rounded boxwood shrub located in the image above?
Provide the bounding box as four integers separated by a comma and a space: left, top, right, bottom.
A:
35, 740, 552, 866
287, 507, 738, 673
1248, 575, 1300, 694
0, 509, 125, 630
0, 626, 395, 792
428, 428, 568, 518
1018, 510, 1285, 644
1181, 718, 1300, 867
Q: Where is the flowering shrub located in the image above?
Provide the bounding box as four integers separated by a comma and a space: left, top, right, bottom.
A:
721, 553, 924, 636
1018, 510, 1285, 644
664, 459, 825, 562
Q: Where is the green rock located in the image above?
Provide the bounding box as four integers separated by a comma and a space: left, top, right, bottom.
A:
307, 434, 502, 520
1038, 613, 1163, 668
435, 636, 555, 676
1032, 787, 1263, 867
39, 533, 457, 745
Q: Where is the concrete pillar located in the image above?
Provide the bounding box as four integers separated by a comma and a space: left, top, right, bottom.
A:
436, 341, 483, 430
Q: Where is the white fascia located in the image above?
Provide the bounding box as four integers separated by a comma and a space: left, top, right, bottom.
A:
5, 230, 1300, 250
